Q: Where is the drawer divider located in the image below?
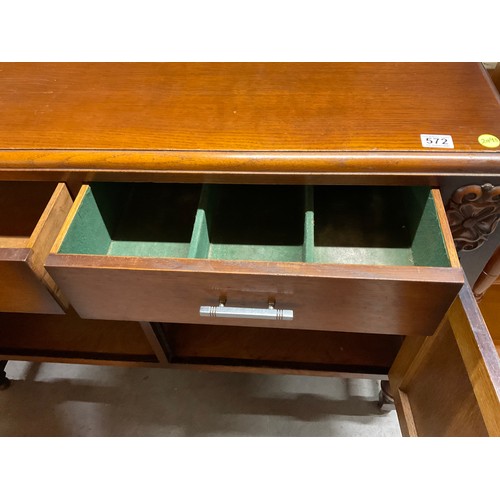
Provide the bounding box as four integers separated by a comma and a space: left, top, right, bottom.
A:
303, 186, 315, 263
188, 184, 212, 259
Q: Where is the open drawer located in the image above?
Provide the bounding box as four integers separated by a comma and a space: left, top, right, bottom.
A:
45, 183, 463, 335
0, 182, 71, 314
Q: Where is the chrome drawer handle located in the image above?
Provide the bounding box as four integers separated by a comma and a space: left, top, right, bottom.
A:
199, 299, 293, 321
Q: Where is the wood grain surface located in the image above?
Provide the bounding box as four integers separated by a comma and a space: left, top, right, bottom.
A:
393, 315, 489, 436
45, 253, 464, 336
0, 255, 65, 314
0, 63, 498, 181
26, 183, 72, 309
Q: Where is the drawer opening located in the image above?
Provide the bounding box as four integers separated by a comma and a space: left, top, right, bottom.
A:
189, 184, 306, 262
154, 323, 404, 376
312, 186, 450, 267
0, 181, 58, 248
59, 183, 202, 258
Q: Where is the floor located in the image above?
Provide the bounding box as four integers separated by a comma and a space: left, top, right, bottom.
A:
0, 361, 401, 436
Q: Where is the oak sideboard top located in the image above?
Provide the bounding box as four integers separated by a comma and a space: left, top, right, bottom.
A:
0, 62, 499, 181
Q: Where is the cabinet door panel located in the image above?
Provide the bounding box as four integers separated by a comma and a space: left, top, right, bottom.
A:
390, 283, 500, 436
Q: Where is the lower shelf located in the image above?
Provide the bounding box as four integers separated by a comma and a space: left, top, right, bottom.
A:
0, 310, 405, 375
154, 323, 404, 377
0, 307, 160, 365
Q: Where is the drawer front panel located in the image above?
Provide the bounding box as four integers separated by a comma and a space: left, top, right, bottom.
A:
45, 257, 463, 336
0, 253, 65, 314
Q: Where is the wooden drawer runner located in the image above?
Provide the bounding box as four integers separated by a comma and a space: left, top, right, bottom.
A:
0, 182, 71, 314
46, 183, 463, 335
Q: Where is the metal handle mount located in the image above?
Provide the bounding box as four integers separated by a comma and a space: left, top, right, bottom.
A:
199, 299, 293, 321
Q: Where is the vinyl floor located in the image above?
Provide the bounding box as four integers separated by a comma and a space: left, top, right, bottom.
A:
0, 361, 401, 436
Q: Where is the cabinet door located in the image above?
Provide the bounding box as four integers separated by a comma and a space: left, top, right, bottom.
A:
389, 282, 500, 437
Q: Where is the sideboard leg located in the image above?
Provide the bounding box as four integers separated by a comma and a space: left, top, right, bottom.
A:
378, 380, 394, 411
0, 360, 10, 390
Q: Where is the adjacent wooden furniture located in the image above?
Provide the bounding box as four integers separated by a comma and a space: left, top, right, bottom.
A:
0, 182, 71, 314
0, 63, 499, 435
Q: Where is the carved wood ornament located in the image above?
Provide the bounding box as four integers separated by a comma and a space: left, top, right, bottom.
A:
446, 184, 500, 252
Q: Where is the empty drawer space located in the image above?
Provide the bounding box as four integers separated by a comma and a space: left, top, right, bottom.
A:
189, 185, 305, 262
58, 183, 202, 258
311, 186, 450, 267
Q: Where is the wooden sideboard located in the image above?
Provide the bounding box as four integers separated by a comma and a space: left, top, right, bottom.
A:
0, 63, 499, 436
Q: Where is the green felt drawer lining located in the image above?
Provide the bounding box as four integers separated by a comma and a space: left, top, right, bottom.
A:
58, 183, 450, 268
